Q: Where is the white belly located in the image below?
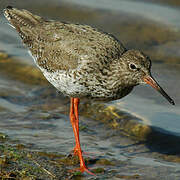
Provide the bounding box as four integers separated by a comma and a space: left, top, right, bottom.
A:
28, 50, 87, 97
42, 69, 88, 97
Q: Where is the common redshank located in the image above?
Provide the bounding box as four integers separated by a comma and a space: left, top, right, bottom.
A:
4, 6, 175, 175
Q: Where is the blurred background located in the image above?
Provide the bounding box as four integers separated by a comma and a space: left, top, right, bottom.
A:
0, 0, 180, 179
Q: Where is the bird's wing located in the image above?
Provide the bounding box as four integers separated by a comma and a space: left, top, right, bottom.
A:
4, 7, 126, 72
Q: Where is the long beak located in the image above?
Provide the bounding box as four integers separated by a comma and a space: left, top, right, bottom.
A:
143, 76, 175, 105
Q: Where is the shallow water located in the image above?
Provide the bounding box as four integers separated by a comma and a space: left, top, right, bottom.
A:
0, 0, 180, 179
63, 0, 180, 29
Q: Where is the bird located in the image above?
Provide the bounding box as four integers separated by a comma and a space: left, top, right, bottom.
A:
4, 6, 175, 175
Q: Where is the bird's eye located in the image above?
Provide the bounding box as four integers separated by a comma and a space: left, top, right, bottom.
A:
129, 63, 137, 70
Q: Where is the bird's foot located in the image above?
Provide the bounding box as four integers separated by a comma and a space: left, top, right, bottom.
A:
80, 165, 96, 176
69, 165, 96, 176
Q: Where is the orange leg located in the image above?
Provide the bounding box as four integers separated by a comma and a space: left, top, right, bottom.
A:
73, 98, 80, 155
70, 98, 94, 175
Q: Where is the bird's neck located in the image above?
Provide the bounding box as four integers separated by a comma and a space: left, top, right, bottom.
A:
109, 59, 128, 82
102, 59, 132, 90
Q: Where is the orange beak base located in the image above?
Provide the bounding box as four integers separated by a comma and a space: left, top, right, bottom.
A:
143, 76, 175, 105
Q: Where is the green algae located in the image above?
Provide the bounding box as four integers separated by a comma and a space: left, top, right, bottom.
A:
57, 155, 79, 166
0, 132, 113, 179
0, 136, 66, 179
92, 167, 105, 173
0, 51, 9, 60
116, 173, 140, 179
81, 103, 152, 141
0, 132, 8, 142
95, 158, 115, 166
80, 102, 180, 161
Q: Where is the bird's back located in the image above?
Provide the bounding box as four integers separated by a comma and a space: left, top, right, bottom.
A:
4, 7, 126, 72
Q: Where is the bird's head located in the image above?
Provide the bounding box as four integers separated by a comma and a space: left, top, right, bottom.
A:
120, 49, 175, 105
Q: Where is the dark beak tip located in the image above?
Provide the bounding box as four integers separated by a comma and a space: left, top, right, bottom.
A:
170, 99, 175, 106
143, 76, 175, 106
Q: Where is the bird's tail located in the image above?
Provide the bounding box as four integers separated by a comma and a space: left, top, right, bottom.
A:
4, 6, 43, 30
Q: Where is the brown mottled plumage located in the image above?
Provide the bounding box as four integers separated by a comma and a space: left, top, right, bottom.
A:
4, 6, 174, 175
